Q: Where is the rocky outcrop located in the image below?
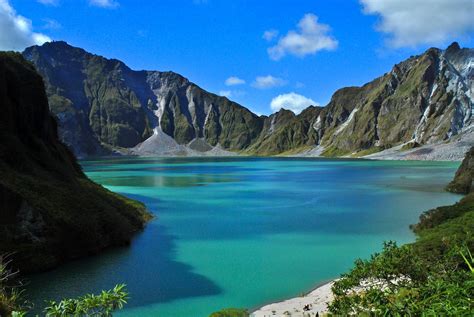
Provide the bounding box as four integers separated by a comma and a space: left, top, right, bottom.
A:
246, 107, 322, 155
0, 52, 151, 272
23, 42, 473, 158
257, 42, 473, 157
23, 42, 262, 157
447, 147, 473, 194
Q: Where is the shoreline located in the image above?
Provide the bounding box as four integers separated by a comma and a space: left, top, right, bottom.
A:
98, 128, 473, 162
250, 279, 336, 317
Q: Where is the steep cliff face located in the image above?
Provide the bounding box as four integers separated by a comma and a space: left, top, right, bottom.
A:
23, 42, 473, 158
23, 42, 154, 156
316, 42, 473, 156
251, 42, 472, 157
246, 107, 322, 155
447, 147, 473, 194
0, 52, 150, 272
23, 42, 262, 156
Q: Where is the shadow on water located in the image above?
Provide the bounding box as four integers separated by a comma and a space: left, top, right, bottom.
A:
26, 219, 221, 313
25, 157, 460, 314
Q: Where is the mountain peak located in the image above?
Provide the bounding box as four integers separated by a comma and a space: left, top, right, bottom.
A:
446, 41, 461, 53
33, 40, 85, 53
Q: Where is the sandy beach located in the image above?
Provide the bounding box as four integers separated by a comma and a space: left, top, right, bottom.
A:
251, 281, 335, 317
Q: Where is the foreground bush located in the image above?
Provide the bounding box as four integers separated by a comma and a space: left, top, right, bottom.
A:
329, 193, 474, 315
0, 256, 128, 317
44, 284, 128, 317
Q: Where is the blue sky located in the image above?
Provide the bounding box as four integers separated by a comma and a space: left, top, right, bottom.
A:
2, 0, 474, 115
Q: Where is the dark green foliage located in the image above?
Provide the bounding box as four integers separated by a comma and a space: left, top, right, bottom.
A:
329, 152, 474, 315
0, 255, 29, 317
202, 91, 263, 151
208, 308, 249, 317
44, 284, 128, 317
169, 93, 196, 144
0, 255, 128, 317
24, 42, 153, 155
23, 42, 264, 155
411, 193, 473, 233
246, 107, 321, 155
446, 147, 473, 194
204, 105, 222, 146
0, 53, 151, 272
329, 193, 474, 315
22, 42, 472, 157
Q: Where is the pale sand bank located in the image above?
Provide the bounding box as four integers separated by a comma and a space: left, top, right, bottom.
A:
251, 281, 335, 317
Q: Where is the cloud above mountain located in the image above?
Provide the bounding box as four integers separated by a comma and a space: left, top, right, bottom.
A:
252, 75, 287, 89
361, 0, 474, 48
270, 92, 318, 114
0, 0, 51, 51
219, 90, 232, 98
37, 0, 59, 6
267, 13, 338, 61
225, 76, 246, 86
263, 29, 278, 41
89, 0, 119, 8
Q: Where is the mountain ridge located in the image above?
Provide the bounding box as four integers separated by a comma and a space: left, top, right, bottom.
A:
22, 41, 473, 160
23, 41, 263, 157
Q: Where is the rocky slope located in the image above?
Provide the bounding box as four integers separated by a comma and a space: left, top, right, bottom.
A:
446, 147, 473, 194
0, 52, 151, 273
23, 41, 262, 157
23, 42, 473, 159
275, 42, 473, 158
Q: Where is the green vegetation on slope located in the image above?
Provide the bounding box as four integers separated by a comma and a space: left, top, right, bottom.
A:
329, 149, 474, 315
210, 148, 473, 316
245, 107, 321, 156
0, 52, 151, 272
22, 42, 472, 157
446, 147, 473, 194
329, 194, 474, 315
0, 257, 129, 317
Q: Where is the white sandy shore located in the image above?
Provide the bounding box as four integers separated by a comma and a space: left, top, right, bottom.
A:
251, 281, 335, 317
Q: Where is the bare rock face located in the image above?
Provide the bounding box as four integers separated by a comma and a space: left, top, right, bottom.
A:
23, 42, 262, 156
313, 42, 473, 156
22, 42, 473, 157
447, 147, 474, 194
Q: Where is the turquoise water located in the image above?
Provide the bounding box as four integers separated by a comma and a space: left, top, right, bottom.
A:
27, 157, 461, 316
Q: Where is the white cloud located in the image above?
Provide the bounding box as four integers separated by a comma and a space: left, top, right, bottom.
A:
0, 0, 51, 51
268, 13, 338, 61
270, 92, 318, 114
219, 90, 232, 98
218, 90, 246, 99
252, 75, 287, 89
42, 18, 61, 30
89, 0, 119, 8
225, 76, 246, 86
360, 0, 474, 48
263, 29, 278, 41
37, 0, 59, 6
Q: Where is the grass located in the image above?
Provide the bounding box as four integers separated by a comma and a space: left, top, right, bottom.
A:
321, 145, 350, 157
351, 146, 385, 157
